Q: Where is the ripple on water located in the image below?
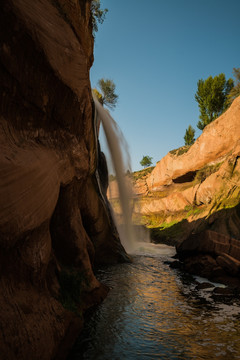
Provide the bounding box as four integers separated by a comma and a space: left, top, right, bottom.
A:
68, 244, 240, 360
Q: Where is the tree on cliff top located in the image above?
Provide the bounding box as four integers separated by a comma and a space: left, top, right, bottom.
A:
93, 78, 118, 110
227, 67, 240, 104
140, 155, 153, 168
184, 125, 195, 146
91, 0, 108, 34
195, 73, 234, 130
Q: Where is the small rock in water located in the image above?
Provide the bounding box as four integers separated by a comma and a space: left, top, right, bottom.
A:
169, 260, 182, 269
196, 282, 215, 290
213, 287, 234, 296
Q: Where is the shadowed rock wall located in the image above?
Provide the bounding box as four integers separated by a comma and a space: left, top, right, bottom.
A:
0, 1, 126, 358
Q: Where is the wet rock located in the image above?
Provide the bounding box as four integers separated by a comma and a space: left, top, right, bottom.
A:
213, 287, 234, 295
169, 260, 183, 270
196, 282, 215, 290
177, 230, 240, 261
216, 253, 240, 276
183, 254, 218, 279
175, 230, 240, 290
210, 266, 227, 279
211, 286, 240, 302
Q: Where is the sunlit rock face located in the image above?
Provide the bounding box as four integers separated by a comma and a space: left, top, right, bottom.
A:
108, 97, 240, 231
131, 97, 240, 237
130, 97, 240, 284
147, 96, 240, 190
0, 0, 126, 358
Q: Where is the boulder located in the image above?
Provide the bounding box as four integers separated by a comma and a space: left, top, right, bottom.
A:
216, 253, 240, 276
183, 254, 220, 279
176, 230, 240, 286
196, 282, 215, 290
177, 230, 240, 261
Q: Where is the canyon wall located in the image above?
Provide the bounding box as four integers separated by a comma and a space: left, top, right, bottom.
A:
0, 1, 127, 359
128, 96, 240, 285
147, 96, 240, 190
131, 97, 240, 235
108, 97, 240, 251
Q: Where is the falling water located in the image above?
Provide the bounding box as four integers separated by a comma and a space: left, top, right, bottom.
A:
68, 97, 240, 360
93, 95, 137, 254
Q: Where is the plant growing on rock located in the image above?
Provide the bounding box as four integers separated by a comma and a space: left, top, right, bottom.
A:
132, 166, 154, 180
170, 145, 191, 156
194, 163, 222, 183
91, 0, 108, 34
93, 78, 118, 110
227, 67, 240, 104
184, 125, 195, 145
140, 155, 153, 168
195, 73, 234, 130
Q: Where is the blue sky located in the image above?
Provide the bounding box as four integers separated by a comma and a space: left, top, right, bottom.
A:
90, 0, 240, 172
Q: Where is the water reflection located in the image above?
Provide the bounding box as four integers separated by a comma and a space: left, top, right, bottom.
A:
69, 246, 240, 360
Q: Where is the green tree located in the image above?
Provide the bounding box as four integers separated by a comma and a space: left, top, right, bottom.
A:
184, 125, 195, 145
140, 155, 153, 168
93, 78, 118, 110
91, 0, 108, 34
195, 73, 234, 130
227, 68, 240, 104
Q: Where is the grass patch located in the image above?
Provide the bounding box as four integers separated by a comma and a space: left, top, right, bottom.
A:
218, 194, 240, 211
194, 162, 222, 183
150, 219, 189, 245
132, 166, 154, 181
208, 185, 240, 216
143, 204, 205, 229
142, 213, 165, 227
158, 220, 179, 229
184, 204, 205, 217
169, 145, 191, 156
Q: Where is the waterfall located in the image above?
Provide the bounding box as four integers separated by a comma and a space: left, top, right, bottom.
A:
93, 95, 137, 254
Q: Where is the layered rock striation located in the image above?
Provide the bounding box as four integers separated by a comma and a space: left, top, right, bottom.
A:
128, 96, 240, 285
131, 97, 240, 229
0, 1, 126, 359
147, 96, 240, 190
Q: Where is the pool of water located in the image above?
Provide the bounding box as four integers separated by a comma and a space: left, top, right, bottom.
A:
68, 244, 240, 359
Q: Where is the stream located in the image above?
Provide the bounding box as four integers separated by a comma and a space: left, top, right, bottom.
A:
68, 243, 240, 359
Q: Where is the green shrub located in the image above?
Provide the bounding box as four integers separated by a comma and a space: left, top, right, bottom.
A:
195, 162, 222, 183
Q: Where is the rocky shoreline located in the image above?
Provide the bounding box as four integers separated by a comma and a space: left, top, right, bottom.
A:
169, 229, 240, 295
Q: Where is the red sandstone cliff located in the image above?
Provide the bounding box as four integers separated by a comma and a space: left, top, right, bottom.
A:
147, 96, 240, 190
130, 96, 240, 286
0, 1, 126, 359
132, 96, 240, 225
